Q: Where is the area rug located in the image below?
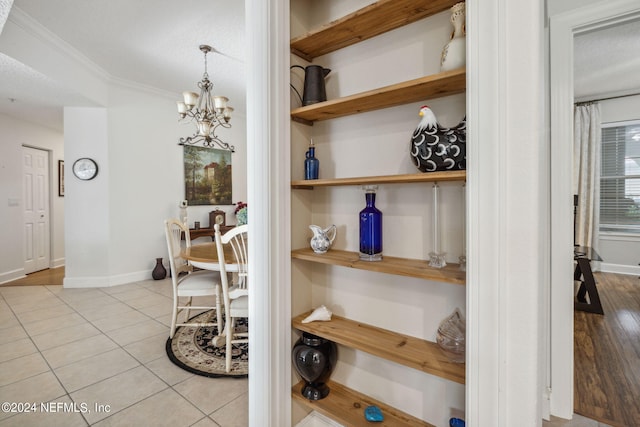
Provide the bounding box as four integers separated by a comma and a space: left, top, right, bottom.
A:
165, 311, 248, 378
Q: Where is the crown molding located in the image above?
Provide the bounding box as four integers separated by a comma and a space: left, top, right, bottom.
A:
8, 6, 183, 101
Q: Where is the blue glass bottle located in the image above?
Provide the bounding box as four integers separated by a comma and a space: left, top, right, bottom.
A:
359, 185, 382, 261
304, 141, 319, 180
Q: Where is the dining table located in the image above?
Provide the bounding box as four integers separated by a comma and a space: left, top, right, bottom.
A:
180, 242, 238, 272
180, 242, 239, 347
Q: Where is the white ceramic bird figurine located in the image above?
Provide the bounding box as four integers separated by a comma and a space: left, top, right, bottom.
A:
410, 105, 466, 172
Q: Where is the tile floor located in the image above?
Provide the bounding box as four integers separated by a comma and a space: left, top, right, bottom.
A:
543, 415, 612, 427
0, 279, 247, 427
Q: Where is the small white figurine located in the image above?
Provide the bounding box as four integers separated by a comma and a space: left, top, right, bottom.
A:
301, 305, 333, 323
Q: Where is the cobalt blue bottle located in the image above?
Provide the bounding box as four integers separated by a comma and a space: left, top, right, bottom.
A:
359, 185, 382, 261
304, 140, 319, 180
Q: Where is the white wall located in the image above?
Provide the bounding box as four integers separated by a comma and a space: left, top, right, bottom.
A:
598, 94, 640, 274
0, 113, 64, 283
290, 2, 465, 425
63, 85, 247, 287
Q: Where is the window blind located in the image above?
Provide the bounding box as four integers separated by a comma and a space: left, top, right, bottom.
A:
600, 121, 640, 233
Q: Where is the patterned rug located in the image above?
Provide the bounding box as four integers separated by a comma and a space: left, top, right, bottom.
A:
165, 311, 248, 378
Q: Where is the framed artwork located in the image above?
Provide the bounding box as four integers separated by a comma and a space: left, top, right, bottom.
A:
184, 145, 232, 205
58, 160, 65, 197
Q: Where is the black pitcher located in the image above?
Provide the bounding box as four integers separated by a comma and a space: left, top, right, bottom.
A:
291, 65, 331, 106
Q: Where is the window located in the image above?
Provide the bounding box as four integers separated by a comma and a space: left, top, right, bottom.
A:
600, 120, 640, 234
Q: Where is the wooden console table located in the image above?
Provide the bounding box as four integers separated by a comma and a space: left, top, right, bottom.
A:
182, 225, 234, 241
574, 246, 604, 315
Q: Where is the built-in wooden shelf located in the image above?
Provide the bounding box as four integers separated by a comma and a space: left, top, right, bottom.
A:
291, 248, 466, 285
292, 380, 435, 427
290, 69, 465, 125
290, 0, 460, 62
292, 312, 466, 384
292, 170, 466, 189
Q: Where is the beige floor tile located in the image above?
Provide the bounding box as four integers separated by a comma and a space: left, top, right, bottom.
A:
0, 395, 88, 427
145, 356, 194, 386
70, 366, 168, 424
0, 326, 28, 345
105, 319, 167, 347
13, 302, 73, 321
0, 316, 21, 331
543, 414, 611, 426
90, 310, 151, 333
191, 416, 220, 427
123, 331, 168, 363
125, 293, 172, 310
0, 372, 67, 422
22, 312, 87, 337
53, 348, 139, 392
108, 287, 160, 302
0, 352, 50, 387
31, 322, 103, 351
210, 393, 248, 427
137, 301, 173, 319
0, 337, 38, 363
174, 375, 248, 415
74, 301, 134, 322
42, 334, 118, 369
62, 294, 120, 311
92, 388, 204, 427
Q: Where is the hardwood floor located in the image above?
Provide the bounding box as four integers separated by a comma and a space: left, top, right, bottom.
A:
1, 267, 64, 286
574, 271, 640, 427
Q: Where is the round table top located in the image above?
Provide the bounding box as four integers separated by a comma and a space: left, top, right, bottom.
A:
181, 242, 235, 264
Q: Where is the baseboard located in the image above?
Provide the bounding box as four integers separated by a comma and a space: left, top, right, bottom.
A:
295, 411, 344, 427
0, 269, 26, 285
600, 262, 640, 276
51, 258, 65, 268
63, 269, 152, 288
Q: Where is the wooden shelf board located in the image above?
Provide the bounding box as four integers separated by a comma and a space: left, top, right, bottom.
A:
291, 248, 466, 285
292, 171, 466, 189
292, 313, 465, 384
292, 380, 434, 427
290, 0, 461, 61
290, 69, 465, 123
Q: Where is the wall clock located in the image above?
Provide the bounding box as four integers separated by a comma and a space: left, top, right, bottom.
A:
72, 158, 98, 180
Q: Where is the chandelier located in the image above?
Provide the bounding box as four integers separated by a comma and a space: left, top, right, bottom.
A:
177, 45, 234, 151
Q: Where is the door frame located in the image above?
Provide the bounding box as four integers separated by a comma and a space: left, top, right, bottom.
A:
22, 145, 52, 274
548, 0, 640, 418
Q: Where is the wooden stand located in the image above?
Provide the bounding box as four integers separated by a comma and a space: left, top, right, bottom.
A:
574, 246, 604, 315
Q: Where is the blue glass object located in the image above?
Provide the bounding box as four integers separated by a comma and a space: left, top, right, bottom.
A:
304, 144, 319, 180
359, 185, 382, 261
364, 405, 384, 422
449, 418, 465, 427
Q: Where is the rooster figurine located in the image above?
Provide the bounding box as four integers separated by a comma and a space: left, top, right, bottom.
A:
410, 105, 466, 172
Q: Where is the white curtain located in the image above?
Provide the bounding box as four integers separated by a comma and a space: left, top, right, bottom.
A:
573, 102, 601, 249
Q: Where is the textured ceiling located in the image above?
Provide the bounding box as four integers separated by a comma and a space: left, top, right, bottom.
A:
574, 18, 640, 102
0, 0, 245, 131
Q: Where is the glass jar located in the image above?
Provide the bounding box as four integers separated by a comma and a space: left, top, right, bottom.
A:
359, 185, 382, 261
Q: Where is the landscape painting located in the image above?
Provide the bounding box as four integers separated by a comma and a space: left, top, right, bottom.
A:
183, 145, 232, 205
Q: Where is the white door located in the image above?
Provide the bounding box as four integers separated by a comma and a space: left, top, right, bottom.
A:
23, 146, 50, 274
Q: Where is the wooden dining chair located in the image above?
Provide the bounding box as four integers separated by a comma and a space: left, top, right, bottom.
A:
164, 218, 222, 339
214, 223, 249, 372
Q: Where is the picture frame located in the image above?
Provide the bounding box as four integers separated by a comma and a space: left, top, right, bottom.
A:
183, 145, 232, 205
58, 160, 65, 197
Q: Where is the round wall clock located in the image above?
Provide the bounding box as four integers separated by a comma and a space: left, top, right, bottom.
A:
72, 158, 98, 180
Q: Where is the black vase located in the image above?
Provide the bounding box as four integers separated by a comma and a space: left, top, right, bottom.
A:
292, 332, 338, 400
152, 258, 167, 280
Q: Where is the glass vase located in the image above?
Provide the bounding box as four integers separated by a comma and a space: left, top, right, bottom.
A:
304, 145, 319, 180
359, 185, 382, 261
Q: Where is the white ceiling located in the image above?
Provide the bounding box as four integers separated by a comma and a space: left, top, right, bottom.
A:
0, 0, 246, 131
0, 2, 638, 132
574, 18, 640, 102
